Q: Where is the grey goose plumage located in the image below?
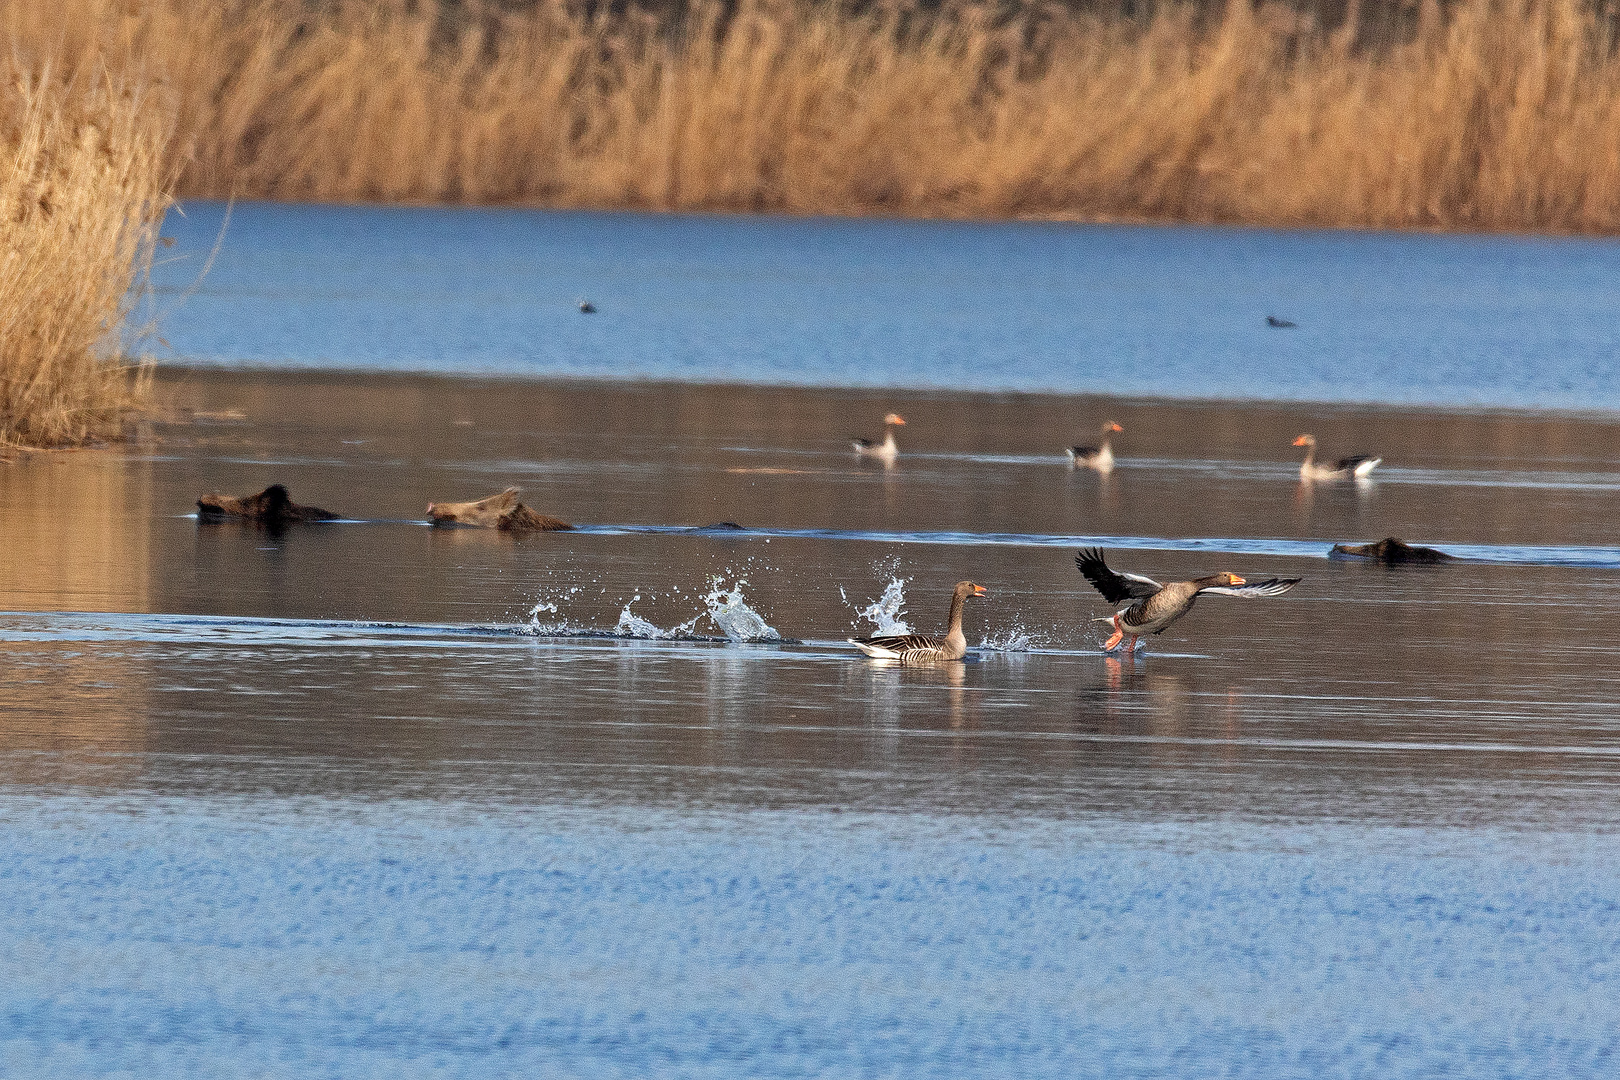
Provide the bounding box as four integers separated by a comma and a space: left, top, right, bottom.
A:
1075, 547, 1300, 652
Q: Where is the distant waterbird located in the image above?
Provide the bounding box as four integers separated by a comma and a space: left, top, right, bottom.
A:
1266, 315, 1297, 328
852, 412, 906, 463
1293, 434, 1381, 480
1067, 421, 1123, 473
849, 581, 988, 662
578, 299, 597, 313
1076, 547, 1300, 653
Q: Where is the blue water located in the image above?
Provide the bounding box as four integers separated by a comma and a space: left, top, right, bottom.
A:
4, 799, 1618, 1079
150, 202, 1620, 410
10, 207, 1620, 1075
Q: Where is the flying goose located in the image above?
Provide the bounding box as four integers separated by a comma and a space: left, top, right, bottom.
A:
1076, 547, 1300, 653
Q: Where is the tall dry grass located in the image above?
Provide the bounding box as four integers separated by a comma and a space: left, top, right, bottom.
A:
13, 0, 1620, 228
0, 63, 171, 447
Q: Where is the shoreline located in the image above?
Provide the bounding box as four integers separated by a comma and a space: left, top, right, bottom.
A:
150, 364, 1620, 428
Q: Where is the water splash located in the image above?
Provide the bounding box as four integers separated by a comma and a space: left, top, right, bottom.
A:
614, 597, 701, 640
701, 578, 781, 642
979, 628, 1035, 653
843, 576, 911, 635
527, 586, 585, 634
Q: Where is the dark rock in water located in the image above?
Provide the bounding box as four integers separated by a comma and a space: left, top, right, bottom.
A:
1330, 537, 1455, 564
197, 484, 340, 525
1266, 315, 1297, 328
694, 522, 745, 532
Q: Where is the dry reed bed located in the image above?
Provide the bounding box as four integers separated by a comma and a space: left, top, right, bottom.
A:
0, 65, 170, 447
11, 0, 1620, 231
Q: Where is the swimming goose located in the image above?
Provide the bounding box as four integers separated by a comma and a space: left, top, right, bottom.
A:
849, 580, 988, 662
852, 413, 906, 463
1067, 421, 1123, 472
1294, 434, 1381, 480
1076, 547, 1300, 653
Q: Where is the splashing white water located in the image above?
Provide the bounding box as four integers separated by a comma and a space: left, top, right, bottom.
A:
524, 577, 779, 641
527, 585, 586, 634
843, 576, 911, 635
614, 598, 701, 639
702, 578, 781, 641
979, 628, 1035, 653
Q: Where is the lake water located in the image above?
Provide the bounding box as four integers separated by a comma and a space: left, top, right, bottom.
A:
5, 205, 1620, 1076
149, 201, 1620, 409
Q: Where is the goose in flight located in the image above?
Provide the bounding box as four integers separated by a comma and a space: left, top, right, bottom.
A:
1076, 547, 1300, 653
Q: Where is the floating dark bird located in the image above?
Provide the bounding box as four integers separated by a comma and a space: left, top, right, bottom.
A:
1076, 547, 1300, 653
578, 300, 597, 313
1330, 537, 1456, 564
1266, 315, 1297, 328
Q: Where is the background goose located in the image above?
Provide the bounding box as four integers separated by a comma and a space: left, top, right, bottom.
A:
1076, 547, 1299, 652
852, 412, 906, 462
1293, 433, 1381, 480
1067, 421, 1123, 472
849, 580, 987, 662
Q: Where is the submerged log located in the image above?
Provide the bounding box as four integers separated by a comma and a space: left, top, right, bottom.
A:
197, 484, 340, 525
1329, 537, 1455, 564
426, 487, 572, 531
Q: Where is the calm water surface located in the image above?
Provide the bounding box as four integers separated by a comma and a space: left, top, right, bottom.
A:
149, 201, 1620, 409
6, 207, 1620, 1076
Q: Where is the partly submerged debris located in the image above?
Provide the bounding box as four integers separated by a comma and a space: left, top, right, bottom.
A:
197, 484, 340, 525
426, 487, 572, 531
1330, 537, 1456, 564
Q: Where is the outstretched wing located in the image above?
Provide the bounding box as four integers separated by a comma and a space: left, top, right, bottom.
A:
1200, 577, 1301, 598
1075, 547, 1162, 604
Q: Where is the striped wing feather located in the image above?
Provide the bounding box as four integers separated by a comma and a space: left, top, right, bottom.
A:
851, 633, 943, 655
1200, 578, 1301, 598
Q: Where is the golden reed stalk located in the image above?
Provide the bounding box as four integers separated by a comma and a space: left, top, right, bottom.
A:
12, 0, 1620, 231
0, 59, 171, 448
3, 0, 1619, 443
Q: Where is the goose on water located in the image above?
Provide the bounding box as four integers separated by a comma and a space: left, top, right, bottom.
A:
1293, 434, 1381, 481
852, 413, 906, 463
848, 580, 988, 662
1076, 547, 1300, 653
1067, 421, 1123, 472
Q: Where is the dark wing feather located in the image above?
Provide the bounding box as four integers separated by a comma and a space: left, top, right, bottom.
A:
1334, 455, 1377, 472
1199, 577, 1302, 598
1075, 548, 1162, 604
854, 634, 941, 652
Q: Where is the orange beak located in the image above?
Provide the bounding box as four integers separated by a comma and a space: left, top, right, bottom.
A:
1229, 575, 1246, 586
1109, 423, 1123, 432
973, 585, 989, 597
1292, 435, 1309, 446
885, 413, 906, 426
